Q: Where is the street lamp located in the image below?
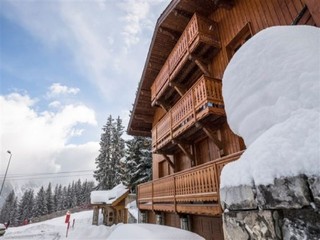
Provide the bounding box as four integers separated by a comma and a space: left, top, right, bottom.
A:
0, 151, 12, 196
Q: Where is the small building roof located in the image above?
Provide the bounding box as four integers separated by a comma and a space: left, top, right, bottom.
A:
91, 183, 129, 205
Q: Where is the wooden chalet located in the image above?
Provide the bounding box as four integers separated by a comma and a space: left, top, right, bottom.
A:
91, 184, 129, 226
127, 0, 319, 239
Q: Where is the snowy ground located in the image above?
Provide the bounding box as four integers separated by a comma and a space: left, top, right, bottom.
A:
1, 210, 203, 239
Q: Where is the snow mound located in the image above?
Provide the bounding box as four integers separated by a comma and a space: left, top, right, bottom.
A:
108, 223, 204, 240
91, 183, 128, 204
221, 26, 320, 187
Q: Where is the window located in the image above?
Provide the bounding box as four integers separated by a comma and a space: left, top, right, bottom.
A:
226, 23, 253, 60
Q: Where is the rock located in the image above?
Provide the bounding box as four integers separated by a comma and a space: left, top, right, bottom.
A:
281, 209, 320, 240
220, 185, 257, 210
223, 210, 280, 240
308, 175, 320, 208
256, 175, 311, 209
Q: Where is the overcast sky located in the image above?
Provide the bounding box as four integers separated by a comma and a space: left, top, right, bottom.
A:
0, 0, 170, 185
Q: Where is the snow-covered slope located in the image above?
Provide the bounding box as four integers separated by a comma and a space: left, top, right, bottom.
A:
2, 210, 204, 239
221, 25, 320, 187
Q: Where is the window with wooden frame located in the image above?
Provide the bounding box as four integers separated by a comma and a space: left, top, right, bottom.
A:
226, 23, 253, 60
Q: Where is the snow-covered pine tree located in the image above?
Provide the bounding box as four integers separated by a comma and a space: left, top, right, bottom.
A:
33, 186, 48, 217
94, 115, 114, 190
54, 184, 64, 211
46, 183, 54, 214
0, 190, 18, 225
94, 115, 125, 190
17, 189, 34, 224
124, 136, 152, 192
113, 116, 125, 185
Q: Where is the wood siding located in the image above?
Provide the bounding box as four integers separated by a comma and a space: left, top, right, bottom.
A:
191, 215, 224, 240
211, 0, 315, 79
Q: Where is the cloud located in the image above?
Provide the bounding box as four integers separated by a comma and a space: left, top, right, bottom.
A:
0, 0, 170, 103
0, 92, 98, 182
48, 83, 80, 97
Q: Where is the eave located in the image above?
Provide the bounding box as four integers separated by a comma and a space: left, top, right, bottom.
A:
127, 0, 233, 137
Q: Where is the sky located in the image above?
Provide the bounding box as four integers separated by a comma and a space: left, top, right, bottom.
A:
0, 0, 170, 186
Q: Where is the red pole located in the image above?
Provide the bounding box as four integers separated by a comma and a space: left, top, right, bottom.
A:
66, 222, 70, 238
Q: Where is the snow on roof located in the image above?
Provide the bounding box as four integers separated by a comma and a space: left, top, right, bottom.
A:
90, 183, 128, 205
221, 26, 320, 187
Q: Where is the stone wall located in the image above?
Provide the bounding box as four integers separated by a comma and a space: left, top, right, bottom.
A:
220, 175, 320, 239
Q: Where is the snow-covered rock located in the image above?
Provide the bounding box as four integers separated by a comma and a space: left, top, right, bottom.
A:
221, 25, 320, 188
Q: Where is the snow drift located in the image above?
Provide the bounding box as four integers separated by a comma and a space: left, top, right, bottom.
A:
221, 25, 320, 187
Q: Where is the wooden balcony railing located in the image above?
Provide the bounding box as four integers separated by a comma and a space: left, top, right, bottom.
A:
137, 151, 243, 215
152, 75, 225, 151
151, 13, 220, 102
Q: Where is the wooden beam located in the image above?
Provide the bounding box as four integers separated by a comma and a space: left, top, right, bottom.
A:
134, 115, 153, 123
159, 27, 180, 41
155, 100, 170, 112
214, 0, 234, 9
173, 9, 193, 19
169, 82, 187, 97
196, 122, 224, 150
304, 0, 320, 26
162, 154, 175, 171
172, 140, 195, 166
188, 54, 211, 76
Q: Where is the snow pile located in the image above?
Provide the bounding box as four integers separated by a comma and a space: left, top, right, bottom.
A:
91, 183, 128, 204
221, 26, 320, 187
108, 223, 204, 240
3, 210, 204, 240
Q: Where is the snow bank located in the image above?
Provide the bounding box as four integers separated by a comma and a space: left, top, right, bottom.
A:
91, 183, 128, 204
3, 211, 204, 240
108, 223, 204, 240
221, 26, 320, 187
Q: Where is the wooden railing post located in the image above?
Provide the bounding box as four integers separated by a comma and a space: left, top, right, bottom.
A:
152, 182, 154, 211
174, 176, 177, 213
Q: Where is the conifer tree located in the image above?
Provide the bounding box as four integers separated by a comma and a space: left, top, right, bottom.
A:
33, 186, 48, 217
94, 115, 125, 190
46, 183, 54, 214
0, 190, 18, 225
124, 136, 152, 192
17, 189, 34, 224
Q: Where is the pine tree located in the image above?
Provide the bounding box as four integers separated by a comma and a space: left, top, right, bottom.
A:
94, 115, 125, 190
46, 183, 54, 214
17, 189, 34, 224
94, 115, 113, 189
0, 190, 18, 225
124, 136, 152, 192
33, 186, 48, 217
113, 116, 125, 185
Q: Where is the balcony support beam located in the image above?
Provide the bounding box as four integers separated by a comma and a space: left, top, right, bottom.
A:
173, 9, 193, 20
159, 27, 180, 41
196, 123, 224, 151
134, 115, 153, 123
188, 54, 211, 76
169, 82, 187, 97
214, 0, 235, 9
155, 100, 170, 112
162, 154, 175, 171
173, 140, 195, 167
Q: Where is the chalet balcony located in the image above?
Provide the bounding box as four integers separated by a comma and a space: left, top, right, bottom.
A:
151, 13, 220, 104
152, 75, 225, 152
137, 151, 243, 216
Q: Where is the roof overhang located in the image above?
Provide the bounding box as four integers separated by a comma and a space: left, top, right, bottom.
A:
127, 0, 233, 136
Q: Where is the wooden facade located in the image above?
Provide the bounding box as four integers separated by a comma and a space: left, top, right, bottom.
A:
127, 0, 318, 239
